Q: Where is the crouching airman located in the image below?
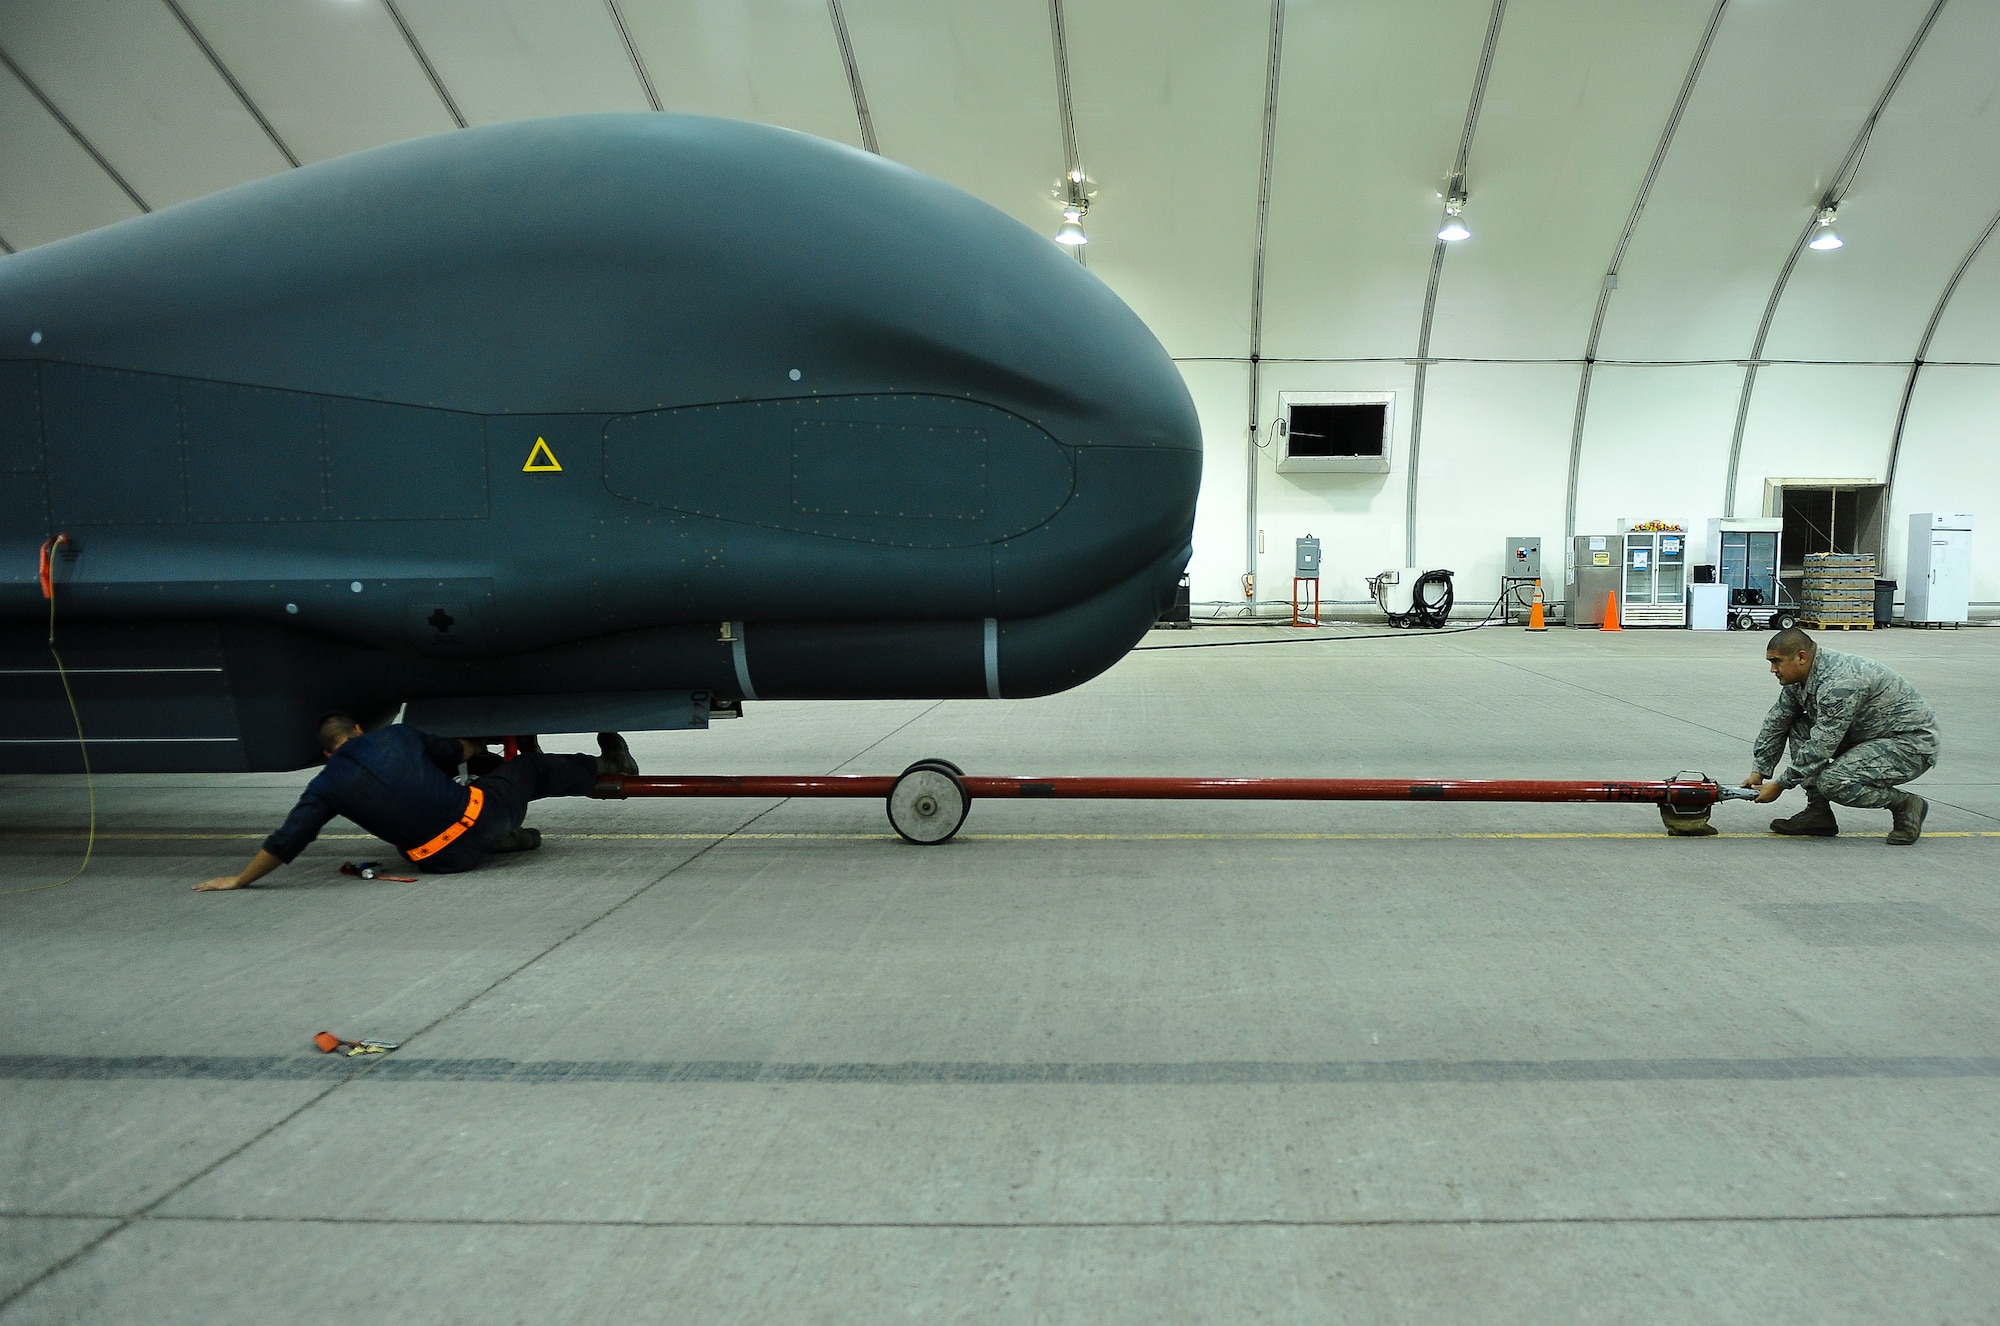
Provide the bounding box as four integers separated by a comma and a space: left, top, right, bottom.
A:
1743, 628, 1939, 845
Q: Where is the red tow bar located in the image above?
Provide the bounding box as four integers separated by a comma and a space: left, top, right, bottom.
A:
594, 769, 1748, 845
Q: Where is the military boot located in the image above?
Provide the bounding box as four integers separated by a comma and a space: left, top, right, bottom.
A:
1770, 797, 1839, 837
596, 731, 639, 777
1886, 792, 1928, 846
489, 825, 542, 853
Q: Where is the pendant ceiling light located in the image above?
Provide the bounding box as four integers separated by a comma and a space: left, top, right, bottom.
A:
1438, 189, 1470, 243
1052, 169, 1093, 249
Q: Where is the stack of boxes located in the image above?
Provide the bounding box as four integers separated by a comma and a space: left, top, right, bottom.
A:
1801, 553, 1876, 630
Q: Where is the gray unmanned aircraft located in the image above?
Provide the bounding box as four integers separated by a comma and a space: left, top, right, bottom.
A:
0, 114, 1200, 773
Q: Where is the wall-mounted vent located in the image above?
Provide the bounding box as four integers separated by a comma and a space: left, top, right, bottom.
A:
1276, 391, 1393, 474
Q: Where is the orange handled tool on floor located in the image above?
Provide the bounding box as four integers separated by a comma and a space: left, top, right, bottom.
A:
313, 1032, 399, 1056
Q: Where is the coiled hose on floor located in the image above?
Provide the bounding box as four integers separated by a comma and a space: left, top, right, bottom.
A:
1388, 569, 1455, 629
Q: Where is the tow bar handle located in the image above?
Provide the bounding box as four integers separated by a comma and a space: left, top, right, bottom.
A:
597, 772, 1735, 808
593, 768, 1745, 844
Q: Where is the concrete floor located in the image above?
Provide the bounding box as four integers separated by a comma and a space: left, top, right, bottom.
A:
2, 624, 1998, 1323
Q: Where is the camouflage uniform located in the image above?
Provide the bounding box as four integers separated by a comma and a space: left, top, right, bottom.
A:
1753, 648, 1939, 809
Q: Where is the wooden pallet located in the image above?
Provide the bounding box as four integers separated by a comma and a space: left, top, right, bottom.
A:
1802, 616, 1873, 630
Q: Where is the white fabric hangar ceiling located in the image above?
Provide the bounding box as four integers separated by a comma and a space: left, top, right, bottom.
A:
3, 0, 1997, 608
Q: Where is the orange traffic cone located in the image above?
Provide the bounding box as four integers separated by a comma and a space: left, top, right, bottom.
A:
1527, 579, 1547, 631
1601, 590, 1622, 631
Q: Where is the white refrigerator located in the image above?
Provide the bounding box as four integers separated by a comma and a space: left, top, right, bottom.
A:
1905, 513, 1973, 624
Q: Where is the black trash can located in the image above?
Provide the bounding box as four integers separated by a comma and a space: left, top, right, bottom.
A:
1874, 579, 1896, 627
1159, 573, 1193, 629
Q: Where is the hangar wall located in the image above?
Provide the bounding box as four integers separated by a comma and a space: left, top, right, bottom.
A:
1181, 356, 2000, 617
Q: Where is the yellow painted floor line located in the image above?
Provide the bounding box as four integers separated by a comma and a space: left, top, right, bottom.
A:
4, 830, 1998, 844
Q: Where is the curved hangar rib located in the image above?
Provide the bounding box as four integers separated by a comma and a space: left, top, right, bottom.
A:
0, 114, 1201, 773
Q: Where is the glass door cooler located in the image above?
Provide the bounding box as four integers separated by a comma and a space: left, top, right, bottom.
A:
1620, 530, 1688, 627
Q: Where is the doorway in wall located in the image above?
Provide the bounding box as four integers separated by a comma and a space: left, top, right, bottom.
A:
1764, 480, 1886, 599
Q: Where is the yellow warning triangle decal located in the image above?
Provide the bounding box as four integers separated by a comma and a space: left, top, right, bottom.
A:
523, 438, 562, 472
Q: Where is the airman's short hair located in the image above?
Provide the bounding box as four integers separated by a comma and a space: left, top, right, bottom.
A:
316, 710, 362, 751
1766, 627, 1814, 656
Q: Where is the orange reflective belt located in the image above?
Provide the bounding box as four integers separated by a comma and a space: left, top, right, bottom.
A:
405, 786, 484, 862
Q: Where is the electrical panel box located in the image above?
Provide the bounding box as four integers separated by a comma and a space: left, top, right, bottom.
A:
1295, 535, 1321, 578
1505, 537, 1540, 580
1906, 512, 1973, 624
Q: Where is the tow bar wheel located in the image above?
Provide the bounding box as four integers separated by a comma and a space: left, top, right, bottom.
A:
888, 760, 970, 844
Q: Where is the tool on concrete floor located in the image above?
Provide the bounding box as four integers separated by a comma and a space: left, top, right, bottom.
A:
595, 764, 1760, 845
340, 861, 417, 882
313, 1031, 400, 1056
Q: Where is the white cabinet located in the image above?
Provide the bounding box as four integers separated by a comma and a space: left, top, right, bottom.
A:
1905, 513, 1973, 624
1688, 582, 1731, 630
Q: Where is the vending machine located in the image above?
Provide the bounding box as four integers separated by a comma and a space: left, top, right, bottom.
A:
1705, 517, 1790, 629
1619, 530, 1688, 627
1706, 519, 1780, 604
